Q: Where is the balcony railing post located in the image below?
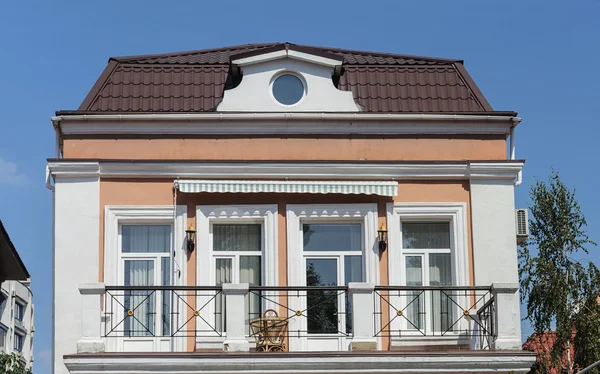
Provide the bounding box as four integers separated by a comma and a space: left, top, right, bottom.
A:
491, 283, 521, 350
77, 283, 105, 353
222, 283, 250, 352
348, 282, 377, 351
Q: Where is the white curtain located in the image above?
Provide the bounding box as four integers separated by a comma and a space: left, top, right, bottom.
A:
213, 224, 261, 252
122, 225, 171, 253
215, 259, 231, 332
429, 253, 452, 332
405, 256, 423, 330
402, 222, 450, 249
241, 256, 261, 333
124, 260, 155, 336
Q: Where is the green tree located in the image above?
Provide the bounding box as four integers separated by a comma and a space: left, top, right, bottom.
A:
0, 352, 32, 374
519, 170, 598, 373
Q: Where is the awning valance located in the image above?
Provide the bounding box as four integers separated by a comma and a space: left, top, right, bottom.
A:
176, 180, 397, 197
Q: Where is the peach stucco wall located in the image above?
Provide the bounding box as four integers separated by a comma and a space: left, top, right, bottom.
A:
64, 136, 506, 160
99, 178, 473, 351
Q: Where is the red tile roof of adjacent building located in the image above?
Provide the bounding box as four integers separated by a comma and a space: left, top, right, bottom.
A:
71, 42, 498, 114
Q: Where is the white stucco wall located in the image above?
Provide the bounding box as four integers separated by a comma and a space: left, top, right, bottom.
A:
217, 58, 360, 112
53, 176, 99, 374
470, 179, 519, 285
470, 179, 522, 349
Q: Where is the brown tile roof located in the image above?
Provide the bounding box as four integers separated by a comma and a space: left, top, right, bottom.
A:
74, 43, 497, 113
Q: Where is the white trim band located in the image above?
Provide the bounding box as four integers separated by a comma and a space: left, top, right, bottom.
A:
47, 161, 524, 181
177, 180, 398, 196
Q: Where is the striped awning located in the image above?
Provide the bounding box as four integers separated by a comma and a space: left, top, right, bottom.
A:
176, 180, 397, 197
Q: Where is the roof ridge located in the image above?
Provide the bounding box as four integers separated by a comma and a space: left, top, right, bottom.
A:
292, 43, 464, 64
109, 42, 463, 65
110, 42, 280, 62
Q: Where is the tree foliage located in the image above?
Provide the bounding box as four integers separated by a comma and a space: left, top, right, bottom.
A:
0, 352, 31, 374
519, 170, 599, 373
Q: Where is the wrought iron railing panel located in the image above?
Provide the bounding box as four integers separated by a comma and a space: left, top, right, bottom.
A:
374, 286, 494, 348
103, 286, 223, 338
247, 286, 351, 339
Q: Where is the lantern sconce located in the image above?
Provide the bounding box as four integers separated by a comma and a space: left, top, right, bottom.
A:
185, 225, 196, 252
377, 224, 388, 254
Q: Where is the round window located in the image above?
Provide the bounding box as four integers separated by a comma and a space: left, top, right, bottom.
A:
272, 74, 304, 105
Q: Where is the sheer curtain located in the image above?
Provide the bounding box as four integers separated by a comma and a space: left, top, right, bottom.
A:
402, 222, 450, 249
405, 256, 423, 330
213, 225, 261, 252
429, 253, 452, 332
241, 256, 261, 332
124, 260, 154, 336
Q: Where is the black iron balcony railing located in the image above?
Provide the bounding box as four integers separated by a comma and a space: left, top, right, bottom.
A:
247, 286, 351, 340
103, 285, 223, 338
373, 286, 495, 349
101, 284, 495, 351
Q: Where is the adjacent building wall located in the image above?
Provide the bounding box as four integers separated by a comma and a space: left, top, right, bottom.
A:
0, 280, 34, 368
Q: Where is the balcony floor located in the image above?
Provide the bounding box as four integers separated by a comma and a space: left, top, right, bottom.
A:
64, 349, 536, 374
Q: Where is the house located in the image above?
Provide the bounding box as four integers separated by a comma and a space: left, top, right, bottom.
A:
0, 219, 34, 368
47, 42, 536, 374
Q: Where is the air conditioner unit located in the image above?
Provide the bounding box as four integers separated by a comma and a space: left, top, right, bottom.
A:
515, 208, 529, 245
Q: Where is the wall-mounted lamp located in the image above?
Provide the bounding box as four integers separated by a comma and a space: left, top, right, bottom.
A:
377, 224, 388, 253
185, 225, 196, 252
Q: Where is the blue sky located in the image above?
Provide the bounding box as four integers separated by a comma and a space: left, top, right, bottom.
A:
1, 1, 599, 373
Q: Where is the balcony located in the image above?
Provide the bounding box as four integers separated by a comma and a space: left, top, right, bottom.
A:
68, 283, 535, 374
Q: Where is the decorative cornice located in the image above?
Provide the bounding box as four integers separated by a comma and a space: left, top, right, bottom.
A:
52, 113, 520, 136
47, 160, 524, 181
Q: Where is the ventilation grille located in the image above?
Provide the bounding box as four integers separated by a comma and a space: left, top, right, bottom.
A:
516, 209, 529, 244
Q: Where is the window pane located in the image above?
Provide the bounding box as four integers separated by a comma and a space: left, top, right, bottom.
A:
215, 259, 232, 332
124, 260, 155, 336
429, 254, 452, 286
344, 255, 362, 334
213, 224, 261, 252
306, 259, 338, 333
161, 257, 170, 336
0, 327, 6, 349
240, 256, 261, 331
303, 224, 362, 252
405, 256, 424, 330
429, 253, 453, 332
122, 225, 171, 253
402, 222, 450, 249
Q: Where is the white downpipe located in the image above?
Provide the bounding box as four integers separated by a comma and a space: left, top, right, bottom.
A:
510, 122, 523, 187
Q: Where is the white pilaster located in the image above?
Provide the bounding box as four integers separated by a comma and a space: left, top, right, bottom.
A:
470, 179, 522, 350
77, 283, 105, 353
492, 283, 521, 350
53, 175, 100, 374
222, 283, 250, 352
348, 283, 377, 351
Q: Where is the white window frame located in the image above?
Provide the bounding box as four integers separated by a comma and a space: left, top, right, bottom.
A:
13, 331, 24, 353
195, 205, 278, 348
386, 202, 469, 346
104, 205, 187, 352
0, 324, 7, 351
286, 204, 380, 351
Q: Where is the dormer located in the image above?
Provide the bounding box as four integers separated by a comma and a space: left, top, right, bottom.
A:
217, 44, 361, 112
